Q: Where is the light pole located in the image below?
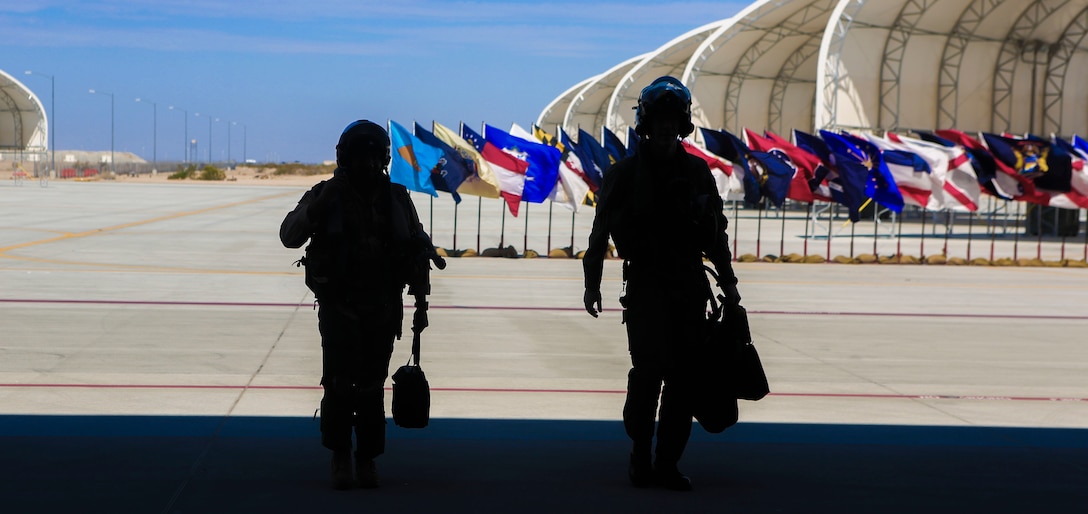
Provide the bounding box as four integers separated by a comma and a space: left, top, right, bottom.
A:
88, 89, 114, 175
242, 124, 247, 164
194, 113, 213, 164
135, 98, 157, 171
227, 121, 236, 168
23, 70, 54, 178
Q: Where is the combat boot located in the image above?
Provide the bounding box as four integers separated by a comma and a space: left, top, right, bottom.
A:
330, 450, 353, 490
653, 460, 693, 491
356, 457, 380, 489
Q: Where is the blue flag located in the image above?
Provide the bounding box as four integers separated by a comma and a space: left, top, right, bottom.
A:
388, 120, 440, 197
821, 130, 904, 214
983, 133, 1072, 193
566, 129, 604, 189
794, 130, 867, 222
414, 122, 466, 203
484, 124, 560, 204
577, 129, 614, 178
700, 127, 761, 205
601, 127, 627, 166
748, 151, 794, 209
626, 127, 639, 157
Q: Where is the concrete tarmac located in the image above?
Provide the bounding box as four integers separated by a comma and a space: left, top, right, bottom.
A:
1, 181, 1087, 512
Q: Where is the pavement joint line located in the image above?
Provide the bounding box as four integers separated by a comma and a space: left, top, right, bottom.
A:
1, 297, 1086, 320
0, 190, 295, 256
0, 384, 1085, 402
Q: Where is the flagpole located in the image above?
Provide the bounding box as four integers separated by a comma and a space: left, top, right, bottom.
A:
1036, 204, 1044, 260
429, 196, 434, 243
500, 201, 506, 249
942, 211, 951, 257
803, 203, 812, 258
966, 210, 974, 261
872, 207, 878, 257
1082, 208, 1087, 262
547, 201, 554, 255
476, 197, 482, 252
756, 202, 763, 259
732, 201, 739, 261
779, 203, 786, 259
989, 199, 998, 262
920, 208, 927, 260
849, 215, 855, 259
524, 202, 529, 256
826, 203, 833, 262
1013, 202, 1021, 261
570, 210, 576, 254
453, 201, 459, 251
896, 210, 903, 263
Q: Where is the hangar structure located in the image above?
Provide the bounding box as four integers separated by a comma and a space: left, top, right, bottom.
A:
0, 69, 48, 159
539, 0, 1088, 143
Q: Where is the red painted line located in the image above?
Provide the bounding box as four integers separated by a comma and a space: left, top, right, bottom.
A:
2, 383, 1085, 403
1, 297, 1086, 320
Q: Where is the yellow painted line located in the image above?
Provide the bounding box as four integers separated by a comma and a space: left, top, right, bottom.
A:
0, 191, 296, 258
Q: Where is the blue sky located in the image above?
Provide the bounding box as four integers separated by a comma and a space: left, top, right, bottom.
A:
2, 1, 747, 164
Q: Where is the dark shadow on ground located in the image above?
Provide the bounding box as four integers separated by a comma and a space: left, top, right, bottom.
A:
2, 415, 1086, 513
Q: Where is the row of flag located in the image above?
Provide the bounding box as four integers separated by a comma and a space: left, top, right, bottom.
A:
386, 119, 1088, 223
386, 120, 623, 216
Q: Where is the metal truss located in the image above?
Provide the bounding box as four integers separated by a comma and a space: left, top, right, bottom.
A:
0, 85, 26, 150
937, 0, 1004, 129
992, 0, 1069, 133
768, 37, 821, 134
1043, 6, 1088, 135
725, 0, 837, 133
820, 0, 866, 131
878, 0, 941, 132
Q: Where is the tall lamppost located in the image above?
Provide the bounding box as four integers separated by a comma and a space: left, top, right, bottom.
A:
135, 98, 157, 171
242, 124, 247, 164
88, 89, 114, 175
168, 106, 188, 163
227, 121, 236, 168
23, 70, 54, 178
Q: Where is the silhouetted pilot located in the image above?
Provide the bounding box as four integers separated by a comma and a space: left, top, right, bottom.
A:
583, 77, 741, 491
280, 120, 444, 490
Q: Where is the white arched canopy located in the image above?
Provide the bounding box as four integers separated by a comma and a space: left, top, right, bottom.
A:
541, 0, 1088, 143
606, 20, 731, 137
561, 54, 648, 138
819, 0, 1088, 138
536, 76, 598, 133
0, 69, 47, 153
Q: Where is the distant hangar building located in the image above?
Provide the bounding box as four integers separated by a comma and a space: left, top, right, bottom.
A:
538, 0, 1088, 143
0, 69, 48, 160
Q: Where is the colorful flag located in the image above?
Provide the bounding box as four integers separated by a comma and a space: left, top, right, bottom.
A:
982, 133, 1073, 193
794, 129, 867, 222
414, 122, 466, 203
821, 130, 904, 214
388, 120, 440, 197
577, 129, 614, 181
520, 124, 589, 212
891, 133, 980, 212
863, 133, 935, 209
462, 124, 527, 216
681, 139, 739, 201
700, 127, 760, 205
978, 132, 1062, 205
431, 121, 501, 199
747, 150, 795, 209
766, 130, 832, 201
486, 124, 561, 205
602, 127, 627, 166
746, 128, 815, 203
930, 129, 1020, 201
626, 127, 639, 157
559, 129, 597, 192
